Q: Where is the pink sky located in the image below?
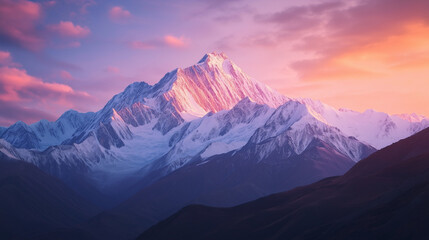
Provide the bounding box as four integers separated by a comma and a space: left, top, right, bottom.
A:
0, 0, 428, 126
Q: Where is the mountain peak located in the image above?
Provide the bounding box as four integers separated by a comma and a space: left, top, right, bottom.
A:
10, 121, 29, 129
101, 52, 289, 123
166, 52, 288, 117
58, 109, 79, 119
197, 52, 228, 64
394, 113, 427, 123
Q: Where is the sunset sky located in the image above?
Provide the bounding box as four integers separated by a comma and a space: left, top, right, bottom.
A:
0, 0, 428, 126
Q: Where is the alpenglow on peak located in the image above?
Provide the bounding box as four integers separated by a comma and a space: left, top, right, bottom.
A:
106, 52, 289, 118
156, 52, 289, 116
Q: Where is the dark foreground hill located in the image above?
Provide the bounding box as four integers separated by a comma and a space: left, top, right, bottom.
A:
0, 154, 100, 240
139, 127, 429, 240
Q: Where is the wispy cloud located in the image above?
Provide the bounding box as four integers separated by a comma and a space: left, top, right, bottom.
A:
0, 100, 56, 126
0, 51, 91, 125
0, 66, 89, 102
105, 66, 120, 74
256, 0, 429, 81
129, 41, 156, 50
109, 6, 132, 22
0, 0, 44, 50
130, 35, 189, 50
48, 21, 90, 38
59, 70, 73, 80
66, 0, 95, 15
164, 35, 187, 48
0, 50, 21, 67
0, 51, 12, 65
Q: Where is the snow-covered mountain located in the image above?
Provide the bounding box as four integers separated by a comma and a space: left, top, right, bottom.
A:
0, 52, 428, 204
247, 100, 374, 162
299, 99, 429, 149
0, 110, 95, 150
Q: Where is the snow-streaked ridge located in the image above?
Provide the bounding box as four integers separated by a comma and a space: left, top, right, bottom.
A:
0, 52, 428, 195
248, 101, 374, 162
0, 110, 95, 150
161, 97, 276, 171
64, 51, 289, 150
297, 98, 429, 149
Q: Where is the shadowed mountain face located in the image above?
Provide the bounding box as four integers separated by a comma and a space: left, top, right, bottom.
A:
138, 127, 429, 240
0, 154, 100, 240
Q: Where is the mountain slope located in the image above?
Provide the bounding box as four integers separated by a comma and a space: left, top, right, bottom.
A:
82, 100, 375, 240
139, 127, 429, 240
0, 154, 100, 240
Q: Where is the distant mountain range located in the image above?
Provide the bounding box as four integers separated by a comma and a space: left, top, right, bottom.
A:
0, 52, 428, 239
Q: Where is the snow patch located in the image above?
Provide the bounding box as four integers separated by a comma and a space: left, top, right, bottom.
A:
201, 141, 246, 159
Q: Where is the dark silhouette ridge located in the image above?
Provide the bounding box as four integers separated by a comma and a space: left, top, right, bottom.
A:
0, 154, 100, 239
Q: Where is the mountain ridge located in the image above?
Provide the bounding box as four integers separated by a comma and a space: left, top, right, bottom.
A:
1, 52, 427, 151
0, 52, 427, 206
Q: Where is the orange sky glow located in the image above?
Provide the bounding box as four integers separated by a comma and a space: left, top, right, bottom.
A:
0, 0, 428, 125
280, 21, 429, 116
